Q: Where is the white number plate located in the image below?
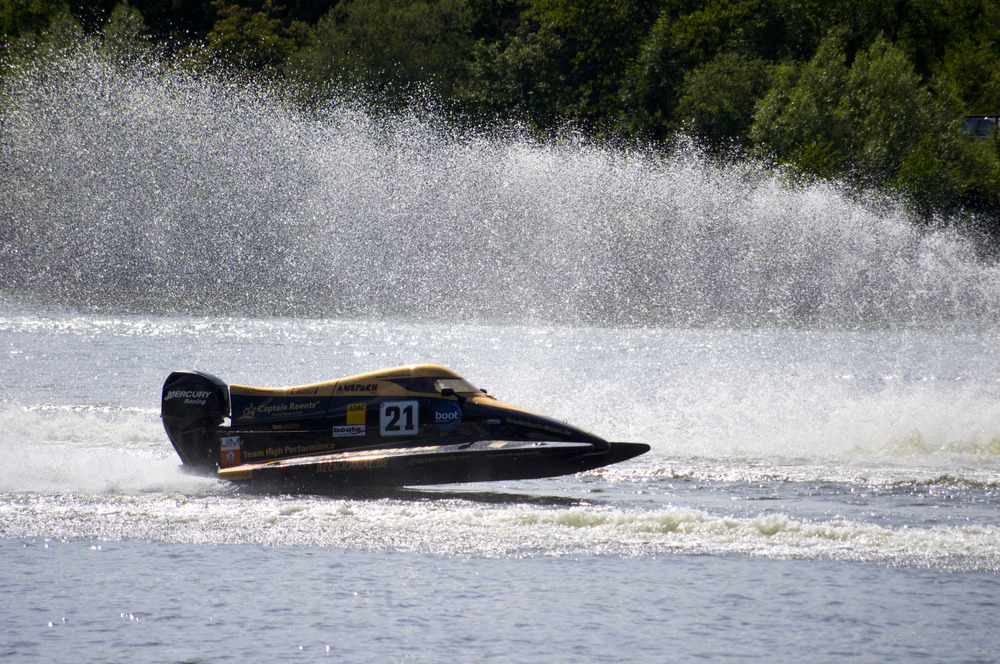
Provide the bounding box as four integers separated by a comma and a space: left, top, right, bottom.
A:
380, 401, 419, 436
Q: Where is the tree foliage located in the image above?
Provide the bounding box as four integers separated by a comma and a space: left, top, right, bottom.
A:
3, 0, 1000, 222
193, 0, 311, 75
675, 51, 773, 148
287, 0, 474, 100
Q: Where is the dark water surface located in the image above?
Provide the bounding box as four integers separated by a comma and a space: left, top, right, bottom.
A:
5, 538, 998, 663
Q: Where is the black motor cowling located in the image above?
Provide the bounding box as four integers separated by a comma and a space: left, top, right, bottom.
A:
161, 370, 230, 470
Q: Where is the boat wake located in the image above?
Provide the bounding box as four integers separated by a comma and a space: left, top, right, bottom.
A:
3, 48, 1000, 327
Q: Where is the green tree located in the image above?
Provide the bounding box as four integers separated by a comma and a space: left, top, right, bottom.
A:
522, 0, 659, 126
1, 0, 70, 37
750, 33, 850, 176
127, 0, 216, 45
1, 2, 86, 71
619, 0, 824, 141
288, 0, 473, 100
618, 10, 687, 140
195, 0, 311, 75
460, 24, 573, 127
675, 50, 773, 148
98, 2, 157, 63
668, 0, 825, 65
939, 37, 1000, 115
836, 35, 943, 182
832, 0, 953, 76
750, 30, 992, 214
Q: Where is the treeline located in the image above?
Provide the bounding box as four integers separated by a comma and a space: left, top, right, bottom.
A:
3, 0, 1000, 224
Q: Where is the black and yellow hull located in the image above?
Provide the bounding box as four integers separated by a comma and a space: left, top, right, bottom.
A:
217, 440, 649, 490
162, 364, 648, 490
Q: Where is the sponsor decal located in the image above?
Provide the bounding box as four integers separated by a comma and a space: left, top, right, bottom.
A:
280, 443, 337, 456
346, 403, 366, 425
505, 417, 572, 438
234, 399, 321, 421
220, 436, 242, 450
242, 449, 269, 460
337, 383, 378, 393
165, 390, 212, 401
238, 442, 341, 463
165, 389, 212, 406
316, 458, 388, 473
312, 446, 443, 473
405, 453, 463, 466
332, 424, 366, 438
433, 402, 462, 431
220, 436, 242, 467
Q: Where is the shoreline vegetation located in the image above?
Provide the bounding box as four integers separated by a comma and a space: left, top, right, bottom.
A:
2, 0, 999, 238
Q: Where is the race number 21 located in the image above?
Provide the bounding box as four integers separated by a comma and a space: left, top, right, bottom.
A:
380, 401, 419, 436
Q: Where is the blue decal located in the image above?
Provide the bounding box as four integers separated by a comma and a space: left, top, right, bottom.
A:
434, 401, 462, 431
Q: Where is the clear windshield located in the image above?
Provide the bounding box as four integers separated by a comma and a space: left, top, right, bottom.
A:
434, 378, 480, 395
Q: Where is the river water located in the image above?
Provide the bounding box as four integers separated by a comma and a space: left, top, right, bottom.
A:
3, 47, 1000, 662
2, 311, 1000, 662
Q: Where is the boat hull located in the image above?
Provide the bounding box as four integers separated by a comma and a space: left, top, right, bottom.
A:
162, 365, 650, 489
217, 440, 650, 490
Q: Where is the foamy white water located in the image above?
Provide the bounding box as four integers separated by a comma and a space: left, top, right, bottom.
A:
2, 310, 999, 568
4, 44, 1000, 325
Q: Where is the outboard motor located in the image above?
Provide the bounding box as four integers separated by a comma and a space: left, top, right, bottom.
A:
161, 370, 230, 471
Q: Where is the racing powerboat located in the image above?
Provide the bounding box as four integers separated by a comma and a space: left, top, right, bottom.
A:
162, 364, 649, 490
